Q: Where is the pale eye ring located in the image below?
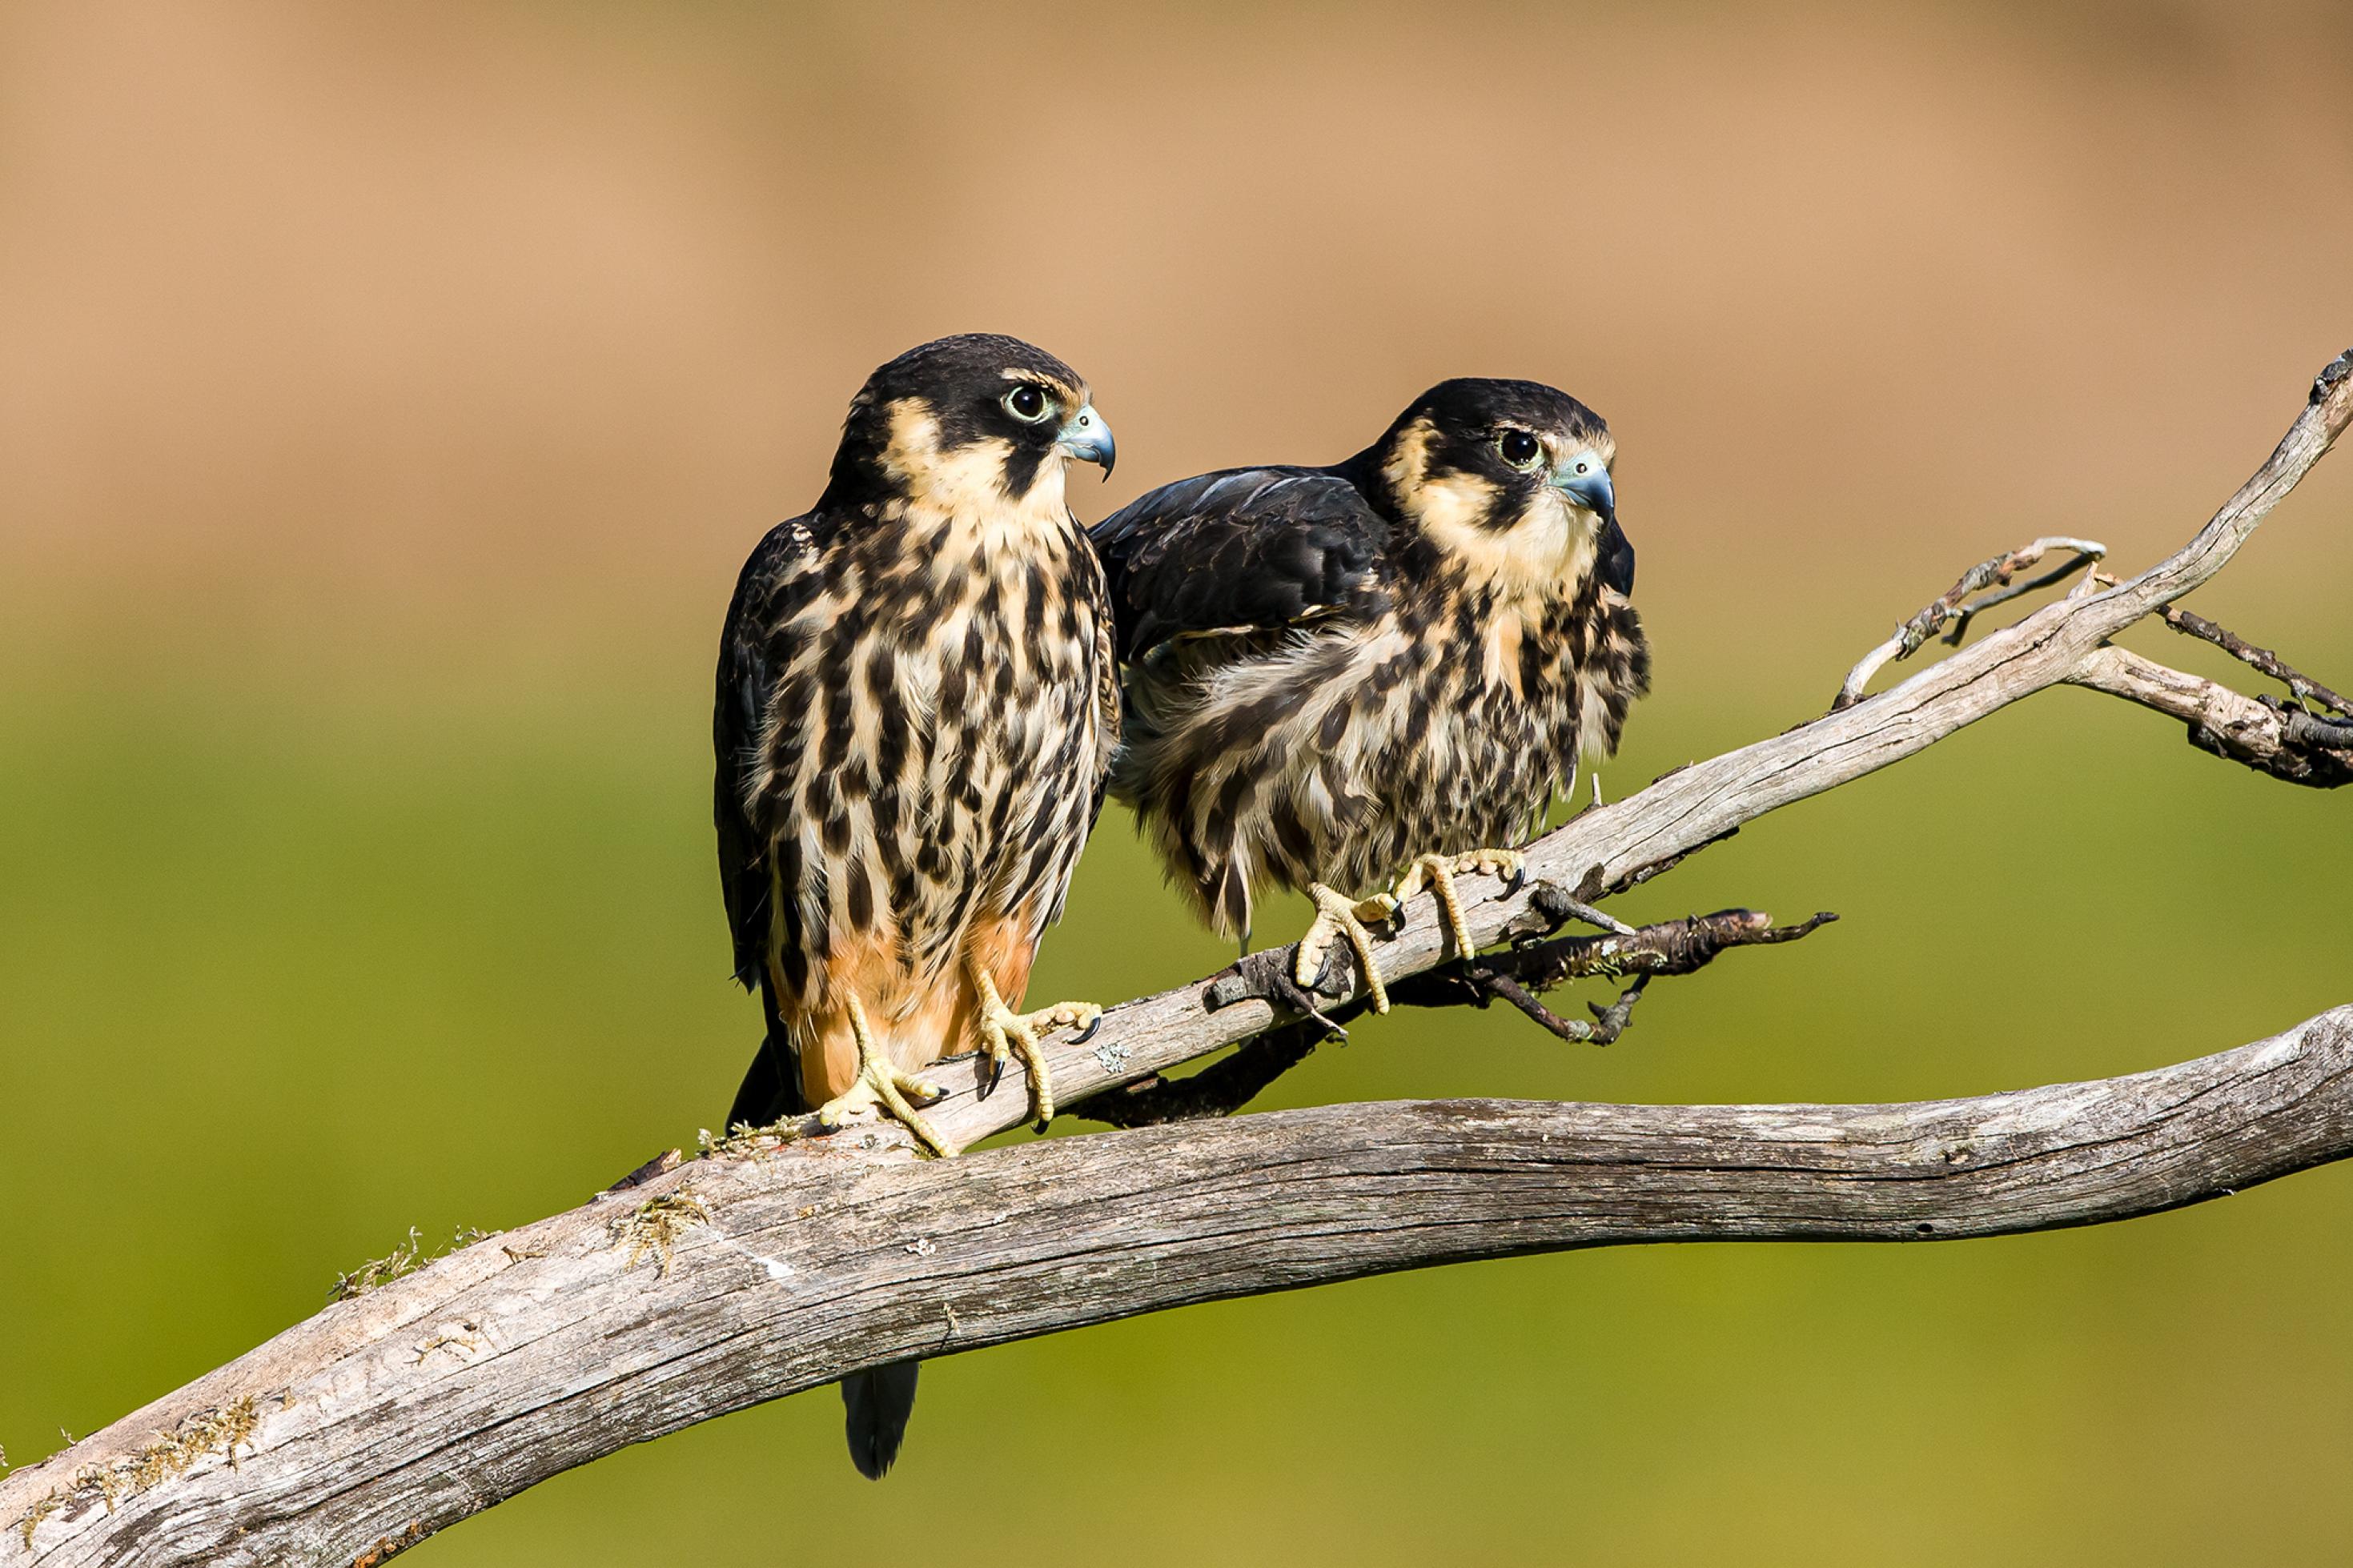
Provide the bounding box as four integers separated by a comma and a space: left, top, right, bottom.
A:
1004, 384, 1052, 423
1497, 429, 1544, 470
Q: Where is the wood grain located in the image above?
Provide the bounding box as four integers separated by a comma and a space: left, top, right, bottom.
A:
8, 1009, 2352, 1566
3, 350, 2344, 1565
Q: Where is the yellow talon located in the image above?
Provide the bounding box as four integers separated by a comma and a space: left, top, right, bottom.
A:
1389, 848, 1527, 959
815, 995, 954, 1157
970, 963, 1100, 1130
1296, 881, 1397, 1013
1291, 849, 1526, 1015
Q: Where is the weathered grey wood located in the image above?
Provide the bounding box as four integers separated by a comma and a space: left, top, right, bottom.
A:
2067, 644, 2352, 786
4, 351, 2345, 1565
7, 1008, 2352, 1566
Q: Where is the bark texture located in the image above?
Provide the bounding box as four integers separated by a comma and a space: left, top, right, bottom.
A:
4, 350, 2346, 1565
6, 1009, 2353, 1566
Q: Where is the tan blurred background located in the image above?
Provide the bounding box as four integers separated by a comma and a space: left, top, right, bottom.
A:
3, 2, 2350, 1562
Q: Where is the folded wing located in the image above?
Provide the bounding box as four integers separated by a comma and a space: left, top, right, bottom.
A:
1089, 467, 1394, 660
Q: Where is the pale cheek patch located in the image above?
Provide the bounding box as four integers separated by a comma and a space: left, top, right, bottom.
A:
880, 398, 946, 485
1380, 417, 1435, 496
1388, 417, 1596, 601
882, 397, 1073, 561
1408, 472, 1501, 537
1419, 486, 1592, 603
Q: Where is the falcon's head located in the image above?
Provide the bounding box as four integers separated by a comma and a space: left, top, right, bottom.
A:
1360, 378, 1631, 600
822, 333, 1114, 517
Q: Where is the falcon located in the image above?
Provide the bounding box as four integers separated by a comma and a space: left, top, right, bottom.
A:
1090, 377, 1648, 1008
714, 334, 1118, 1475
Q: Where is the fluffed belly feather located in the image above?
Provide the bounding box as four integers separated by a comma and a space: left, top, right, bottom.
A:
1110, 616, 1635, 939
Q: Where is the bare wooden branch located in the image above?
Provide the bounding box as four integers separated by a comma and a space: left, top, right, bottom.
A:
1199, 902, 1833, 1021
8, 1007, 2351, 1565
1074, 1018, 1325, 1126
1129, 904, 1838, 1109
1833, 535, 2109, 709
2066, 645, 2353, 788
5, 350, 2346, 1566
2158, 603, 2353, 718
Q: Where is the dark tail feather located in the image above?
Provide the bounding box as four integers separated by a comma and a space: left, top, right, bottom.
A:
728, 963, 798, 1134
726, 1031, 795, 1133
726, 1017, 920, 1478
841, 1361, 920, 1479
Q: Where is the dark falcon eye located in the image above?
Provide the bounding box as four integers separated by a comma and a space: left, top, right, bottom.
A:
1003, 384, 1051, 423
1497, 429, 1543, 470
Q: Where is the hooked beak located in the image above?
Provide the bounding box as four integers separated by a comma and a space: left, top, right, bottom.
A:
1552, 462, 1615, 529
1055, 403, 1115, 479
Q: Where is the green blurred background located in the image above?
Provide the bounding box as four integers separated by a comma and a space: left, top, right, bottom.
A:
3, 2, 2351, 1562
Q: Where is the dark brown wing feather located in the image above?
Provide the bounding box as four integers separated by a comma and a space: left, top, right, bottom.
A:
715, 514, 825, 1124
1088, 467, 1393, 660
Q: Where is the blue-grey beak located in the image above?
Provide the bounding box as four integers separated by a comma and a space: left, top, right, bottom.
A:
1553, 463, 1615, 528
1057, 404, 1114, 479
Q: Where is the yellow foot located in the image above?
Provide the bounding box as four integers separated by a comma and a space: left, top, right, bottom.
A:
1296, 882, 1399, 1014
815, 996, 954, 1157
1368, 848, 1528, 960
970, 965, 1100, 1131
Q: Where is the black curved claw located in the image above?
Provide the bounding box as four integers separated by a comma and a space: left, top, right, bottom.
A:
1504, 861, 1528, 894
1072, 1013, 1103, 1045
1273, 975, 1350, 1043
982, 1053, 1006, 1100
1276, 947, 1353, 1041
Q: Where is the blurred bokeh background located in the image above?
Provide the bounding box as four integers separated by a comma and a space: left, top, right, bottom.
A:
3, 2, 2350, 1562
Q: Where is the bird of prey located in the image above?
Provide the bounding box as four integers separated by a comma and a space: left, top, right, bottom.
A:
714, 333, 1118, 1476
1090, 377, 1648, 1008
